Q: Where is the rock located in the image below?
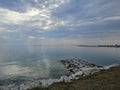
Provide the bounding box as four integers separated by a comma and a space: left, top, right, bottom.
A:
60, 59, 104, 79
60, 76, 71, 82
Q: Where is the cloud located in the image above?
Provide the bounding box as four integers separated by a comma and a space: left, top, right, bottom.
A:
0, 7, 46, 24
0, 0, 70, 42
0, 28, 16, 33
0, 0, 120, 44
28, 36, 45, 40
0, 36, 13, 40
63, 15, 120, 29
0, 0, 69, 31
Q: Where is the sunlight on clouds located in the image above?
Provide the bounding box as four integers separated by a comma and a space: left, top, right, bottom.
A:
26, 8, 40, 16
28, 36, 45, 40
0, 9, 24, 24
0, 1, 68, 30
0, 0, 69, 31
0, 8, 40, 24
0, 0, 70, 42
28, 36, 36, 39
36, 0, 70, 10
0, 0, 120, 44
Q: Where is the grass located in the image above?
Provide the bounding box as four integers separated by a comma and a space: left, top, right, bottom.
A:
29, 66, 120, 90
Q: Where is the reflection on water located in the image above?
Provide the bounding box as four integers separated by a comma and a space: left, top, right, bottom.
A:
0, 44, 120, 85
0, 64, 30, 78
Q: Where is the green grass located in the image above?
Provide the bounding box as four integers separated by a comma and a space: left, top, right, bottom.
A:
29, 66, 120, 90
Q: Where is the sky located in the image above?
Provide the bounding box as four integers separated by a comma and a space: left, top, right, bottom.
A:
0, 0, 120, 45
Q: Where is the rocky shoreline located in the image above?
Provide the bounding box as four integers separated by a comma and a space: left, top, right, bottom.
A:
0, 59, 119, 90
59, 59, 119, 82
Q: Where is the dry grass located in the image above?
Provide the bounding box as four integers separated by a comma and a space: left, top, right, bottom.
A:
29, 66, 120, 90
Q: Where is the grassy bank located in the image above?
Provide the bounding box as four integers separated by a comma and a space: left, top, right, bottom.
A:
29, 66, 120, 90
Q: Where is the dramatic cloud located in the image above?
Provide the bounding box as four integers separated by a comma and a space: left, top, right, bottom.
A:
0, 5, 67, 30
0, 0, 120, 45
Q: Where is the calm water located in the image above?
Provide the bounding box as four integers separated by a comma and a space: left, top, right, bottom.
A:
0, 44, 120, 85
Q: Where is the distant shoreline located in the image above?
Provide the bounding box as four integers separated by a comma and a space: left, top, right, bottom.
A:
76, 45, 120, 48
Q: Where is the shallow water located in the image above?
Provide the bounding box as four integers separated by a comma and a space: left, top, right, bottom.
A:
0, 44, 120, 85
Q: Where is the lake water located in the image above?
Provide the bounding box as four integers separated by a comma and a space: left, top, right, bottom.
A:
0, 44, 120, 85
